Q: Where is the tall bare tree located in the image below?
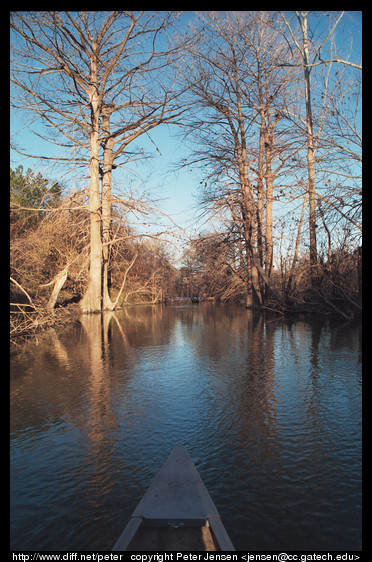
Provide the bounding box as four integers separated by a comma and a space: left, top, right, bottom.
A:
178, 11, 295, 306
11, 11, 182, 312
280, 11, 362, 287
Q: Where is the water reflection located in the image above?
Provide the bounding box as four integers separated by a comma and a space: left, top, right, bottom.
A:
10, 305, 362, 551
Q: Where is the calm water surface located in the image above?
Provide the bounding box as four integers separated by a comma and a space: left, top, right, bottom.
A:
10, 304, 362, 551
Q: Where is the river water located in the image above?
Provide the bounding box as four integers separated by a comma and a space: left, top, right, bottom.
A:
10, 304, 362, 551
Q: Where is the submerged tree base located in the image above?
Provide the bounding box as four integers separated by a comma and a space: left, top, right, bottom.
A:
79, 284, 103, 314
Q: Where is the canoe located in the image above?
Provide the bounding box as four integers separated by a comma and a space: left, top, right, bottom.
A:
112, 445, 235, 551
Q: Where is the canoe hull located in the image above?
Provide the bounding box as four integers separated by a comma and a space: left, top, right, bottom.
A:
112, 446, 234, 551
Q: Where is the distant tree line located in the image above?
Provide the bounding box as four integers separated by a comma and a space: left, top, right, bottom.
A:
178, 232, 361, 320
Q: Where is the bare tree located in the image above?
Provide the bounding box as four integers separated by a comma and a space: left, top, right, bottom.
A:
177, 11, 296, 306
177, 11, 361, 314
11, 11, 182, 312
280, 11, 362, 287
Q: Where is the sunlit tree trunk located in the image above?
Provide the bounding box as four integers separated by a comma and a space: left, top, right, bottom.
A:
101, 104, 115, 311
286, 191, 308, 296
264, 131, 274, 285
297, 12, 318, 286
80, 50, 102, 314
46, 267, 69, 310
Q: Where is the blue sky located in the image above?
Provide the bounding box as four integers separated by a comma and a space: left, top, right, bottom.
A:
10, 106, 203, 248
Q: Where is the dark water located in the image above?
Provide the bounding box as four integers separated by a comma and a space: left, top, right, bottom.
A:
10, 304, 362, 551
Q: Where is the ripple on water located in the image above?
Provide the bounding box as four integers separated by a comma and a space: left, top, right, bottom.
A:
10, 308, 362, 551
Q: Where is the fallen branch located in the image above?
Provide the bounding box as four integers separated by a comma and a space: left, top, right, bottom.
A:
10, 303, 81, 341
111, 251, 139, 309
10, 277, 35, 308
317, 291, 352, 321
46, 266, 69, 310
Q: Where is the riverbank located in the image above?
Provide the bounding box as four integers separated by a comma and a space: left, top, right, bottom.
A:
10, 296, 361, 353
10, 303, 82, 348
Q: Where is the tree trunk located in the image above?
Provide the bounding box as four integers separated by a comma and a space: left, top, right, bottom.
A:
257, 108, 265, 271
81, 135, 102, 313
101, 105, 114, 311
358, 246, 362, 301
46, 267, 68, 310
236, 86, 261, 307
286, 191, 308, 296
264, 127, 274, 289
298, 12, 318, 286
80, 53, 102, 314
